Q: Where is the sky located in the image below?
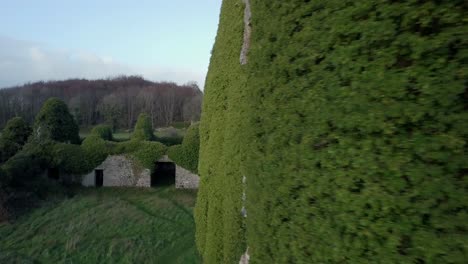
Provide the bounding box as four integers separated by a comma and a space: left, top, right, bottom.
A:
0, 0, 222, 89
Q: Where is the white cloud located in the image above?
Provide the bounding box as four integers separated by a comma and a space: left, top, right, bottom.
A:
0, 36, 206, 89
29, 47, 46, 61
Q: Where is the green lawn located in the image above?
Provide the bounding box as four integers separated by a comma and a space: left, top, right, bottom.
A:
112, 131, 132, 141
0, 187, 201, 264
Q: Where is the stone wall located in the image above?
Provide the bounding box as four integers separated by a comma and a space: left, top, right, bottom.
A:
157, 155, 199, 189
81, 155, 151, 187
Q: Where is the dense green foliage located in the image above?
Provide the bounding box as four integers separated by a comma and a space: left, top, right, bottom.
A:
90, 124, 114, 141
1, 140, 51, 187
196, 0, 468, 263
71, 133, 167, 174
33, 98, 80, 144
80, 135, 111, 171
1, 117, 31, 145
0, 166, 6, 188
194, 1, 247, 263
132, 113, 154, 141
0, 117, 32, 164
168, 124, 200, 173
0, 187, 201, 263
131, 141, 168, 172
0, 139, 20, 165
50, 143, 90, 174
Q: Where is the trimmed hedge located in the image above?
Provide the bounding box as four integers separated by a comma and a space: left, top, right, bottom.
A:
33, 98, 80, 144
90, 124, 113, 141
132, 113, 154, 141
168, 124, 200, 173
194, 1, 247, 263
196, 1, 467, 264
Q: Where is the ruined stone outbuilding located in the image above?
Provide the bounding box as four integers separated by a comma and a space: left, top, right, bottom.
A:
81, 155, 151, 187
77, 155, 199, 189
157, 155, 199, 189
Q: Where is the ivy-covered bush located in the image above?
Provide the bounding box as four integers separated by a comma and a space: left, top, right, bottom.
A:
196, 1, 467, 263
132, 142, 167, 172
1, 117, 31, 146
33, 98, 80, 144
72, 124, 166, 174
111, 139, 141, 154
168, 124, 200, 173
90, 124, 113, 141
0, 139, 19, 165
1, 140, 51, 187
81, 134, 113, 170
50, 143, 91, 174
132, 113, 154, 141
0, 117, 32, 164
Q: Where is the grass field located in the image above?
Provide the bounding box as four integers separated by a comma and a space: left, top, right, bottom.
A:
112, 131, 132, 141
0, 187, 201, 263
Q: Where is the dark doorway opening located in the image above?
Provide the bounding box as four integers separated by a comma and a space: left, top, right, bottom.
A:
152, 162, 176, 186
95, 170, 104, 187
48, 168, 59, 180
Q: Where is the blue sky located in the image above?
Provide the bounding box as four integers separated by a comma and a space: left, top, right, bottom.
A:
0, 0, 222, 88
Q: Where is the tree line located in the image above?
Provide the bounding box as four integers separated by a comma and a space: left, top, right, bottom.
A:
0, 76, 203, 130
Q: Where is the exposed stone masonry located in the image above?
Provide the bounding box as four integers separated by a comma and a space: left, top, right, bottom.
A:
81, 155, 151, 187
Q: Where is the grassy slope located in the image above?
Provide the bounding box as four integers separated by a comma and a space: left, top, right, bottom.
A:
0, 187, 200, 264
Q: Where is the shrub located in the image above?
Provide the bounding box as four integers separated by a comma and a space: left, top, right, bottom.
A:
81, 135, 110, 169
167, 144, 184, 162
33, 98, 80, 144
132, 142, 167, 172
1, 117, 31, 145
90, 124, 113, 141
132, 113, 154, 141
50, 143, 90, 174
0, 139, 20, 164
111, 140, 141, 154
196, 1, 468, 263
80, 131, 166, 173
0, 117, 32, 164
168, 124, 200, 173
1, 140, 51, 187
